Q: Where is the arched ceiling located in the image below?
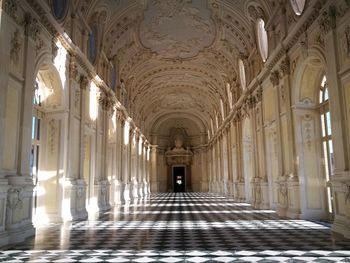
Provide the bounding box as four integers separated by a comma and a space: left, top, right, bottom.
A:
77, 0, 274, 144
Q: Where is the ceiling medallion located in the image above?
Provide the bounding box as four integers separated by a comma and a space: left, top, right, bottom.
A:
139, 0, 216, 59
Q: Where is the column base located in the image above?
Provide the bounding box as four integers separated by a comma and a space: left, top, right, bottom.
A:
332, 215, 350, 239
124, 182, 132, 202
6, 175, 35, 245
330, 176, 350, 239
259, 181, 270, 209
0, 178, 9, 247
286, 175, 301, 219
71, 179, 88, 221
98, 180, 111, 214
132, 182, 139, 199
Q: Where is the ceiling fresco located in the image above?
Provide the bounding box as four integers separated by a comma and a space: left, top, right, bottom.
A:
139, 0, 216, 59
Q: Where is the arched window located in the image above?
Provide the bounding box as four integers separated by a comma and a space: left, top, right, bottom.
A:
238, 59, 246, 90
220, 99, 225, 120
88, 24, 98, 64
319, 75, 333, 214
51, 0, 69, 21
226, 83, 233, 109
31, 80, 42, 181
111, 65, 117, 92
256, 18, 268, 62
290, 0, 306, 16
210, 118, 215, 135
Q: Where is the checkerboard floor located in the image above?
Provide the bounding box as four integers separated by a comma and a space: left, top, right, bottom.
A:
1, 192, 350, 262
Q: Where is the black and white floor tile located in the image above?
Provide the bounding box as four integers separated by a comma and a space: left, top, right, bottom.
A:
1, 193, 350, 262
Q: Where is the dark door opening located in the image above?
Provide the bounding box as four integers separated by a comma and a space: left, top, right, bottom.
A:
173, 166, 185, 192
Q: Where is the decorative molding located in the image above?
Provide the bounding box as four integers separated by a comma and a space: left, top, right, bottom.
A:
7, 187, 24, 210
10, 30, 21, 66
318, 6, 336, 37
279, 57, 290, 76
270, 70, 280, 86
4, 0, 19, 22
23, 13, 41, 41
80, 75, 89, 90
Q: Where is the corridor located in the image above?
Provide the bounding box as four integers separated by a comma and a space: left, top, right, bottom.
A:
1, 193, 350, 262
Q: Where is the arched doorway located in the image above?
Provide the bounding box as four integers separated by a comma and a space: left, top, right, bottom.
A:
293, 54, 332, 220
31, 64, 64, 224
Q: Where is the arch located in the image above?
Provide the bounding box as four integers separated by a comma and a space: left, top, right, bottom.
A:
292, 46, 326, 105
292, 47, 330, 220
150, 112, 207, 136
31, 61, 65, 224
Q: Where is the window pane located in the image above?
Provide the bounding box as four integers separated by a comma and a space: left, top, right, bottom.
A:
37, 118, 41, 140
324, 88, 329, 101
257, 19, 268, 62
32, 117, 36, 140
321, 114, 326, 137
319, 90, 323, 103
290, 0, 306, 15
326, 111, 332, 135
327, 186, 333, 213
239, 59, 246, 90
30, 145, 34, 175
328, 140, 334, 175
323, 141, 329, 181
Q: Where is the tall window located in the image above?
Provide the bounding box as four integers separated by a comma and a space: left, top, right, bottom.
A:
238, 59, 246, 90
31, 81, 42, 185
319, 75, 334, 214
290, 0, 306, 16
256, 18, 268, 62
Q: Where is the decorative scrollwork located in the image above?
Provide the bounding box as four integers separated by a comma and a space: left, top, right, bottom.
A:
7, 187, 24, 210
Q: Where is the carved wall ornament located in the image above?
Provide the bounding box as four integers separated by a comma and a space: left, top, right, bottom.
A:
246, 95, 256, 109
254, 87, 263, 102
4, 0, 19, 21
10, 30, 21, 66
344, 26, 350, 57
278, 182, 288, 206
7, 187, 24, 210
74, 87, 80, 110
270, 70, 280, 86
23, 13, 41, 40
280, 85, 286, 102
247, 5, 265, 20
52, 37, 59, 61
300, 31, 309, 58
280, 57, 290, 76
344, 183, 350, 203
48, 119, 57, 154
69, 60, 78, 81
318, 7, 336, 36
302, 114, 313, 151
80, 75, 89, 90
36, 37, 44, 55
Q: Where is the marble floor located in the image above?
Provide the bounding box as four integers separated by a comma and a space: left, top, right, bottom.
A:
1, 192, 350, 262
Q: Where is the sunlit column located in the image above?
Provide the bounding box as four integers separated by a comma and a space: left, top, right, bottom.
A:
117, 115, 125, 203
222, 130, 229, 195
146, 145, 151, 194
79, 76, 89, 180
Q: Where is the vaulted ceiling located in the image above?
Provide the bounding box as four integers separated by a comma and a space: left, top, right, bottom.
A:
78, 0, 274, 144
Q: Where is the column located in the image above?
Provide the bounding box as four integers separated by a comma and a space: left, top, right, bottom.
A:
119, 115, 126, 204
150, 145, 159, 193
8, 16, 42, 244
280, 56, 300, 218
222, 130, 229, 195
